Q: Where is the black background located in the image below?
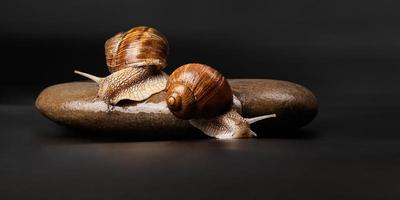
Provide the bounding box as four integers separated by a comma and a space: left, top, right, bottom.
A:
1, 0, 400, 199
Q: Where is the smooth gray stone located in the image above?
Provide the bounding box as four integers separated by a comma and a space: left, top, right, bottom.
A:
35, 80, 318, 137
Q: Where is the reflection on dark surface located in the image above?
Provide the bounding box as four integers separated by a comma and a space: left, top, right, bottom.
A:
35, 125, 319, 145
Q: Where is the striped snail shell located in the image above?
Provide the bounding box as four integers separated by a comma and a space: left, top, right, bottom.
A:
166, 63, 233, 120
166, 63, 276, 139
105, 26, 169, 73
74, 26, 169, 105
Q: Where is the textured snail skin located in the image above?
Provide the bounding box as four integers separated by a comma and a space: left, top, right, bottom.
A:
75, 67, 168, 105
75, 26, 169, 105
105, 26, 169, 73
166, 63, 233, 119
189, 109, 253, 139
166, 63, 276, 139
190, 109, 276, 139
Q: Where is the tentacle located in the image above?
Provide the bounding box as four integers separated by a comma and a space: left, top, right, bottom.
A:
74, 70, 103, 84
245, 114, 276, 124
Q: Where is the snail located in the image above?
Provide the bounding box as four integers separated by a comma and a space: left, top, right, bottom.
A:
166, 63, 276, 139
74, 26, 169, 105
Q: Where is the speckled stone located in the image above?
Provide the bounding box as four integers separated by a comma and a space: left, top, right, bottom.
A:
35, 80, 318, 137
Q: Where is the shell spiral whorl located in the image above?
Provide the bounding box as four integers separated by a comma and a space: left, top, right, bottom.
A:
105, 26, 169, 73
166, 63, 233, 119
166, 83, 196, 119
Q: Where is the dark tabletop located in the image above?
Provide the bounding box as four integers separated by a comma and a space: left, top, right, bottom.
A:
1, 85, 399, 200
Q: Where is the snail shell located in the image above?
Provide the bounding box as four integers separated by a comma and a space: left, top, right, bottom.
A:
166, 63, 233, 119
105, 26, 169, 73
166, 63, 276, 139
75, 26, 169, 105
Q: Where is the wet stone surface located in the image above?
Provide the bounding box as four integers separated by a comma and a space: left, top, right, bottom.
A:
35, 79, 318, 137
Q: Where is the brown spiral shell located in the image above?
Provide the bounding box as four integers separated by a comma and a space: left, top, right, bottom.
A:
105, 26, 169, 73
166, 63, 233, 119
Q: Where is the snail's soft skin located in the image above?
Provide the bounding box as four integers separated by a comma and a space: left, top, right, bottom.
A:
74, 67, 168, 105
75, 26, 169, 105
166, 63, 276, 139
190, 109, 276, 139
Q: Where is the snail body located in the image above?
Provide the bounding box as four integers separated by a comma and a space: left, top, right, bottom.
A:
166, 63, 276, 139
75, 26, 169, 105
74, 67, 168, 105
190, 109, 276, 139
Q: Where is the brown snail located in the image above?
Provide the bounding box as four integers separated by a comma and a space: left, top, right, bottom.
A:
166, 63, 276, 139
74, 26, 169, 105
